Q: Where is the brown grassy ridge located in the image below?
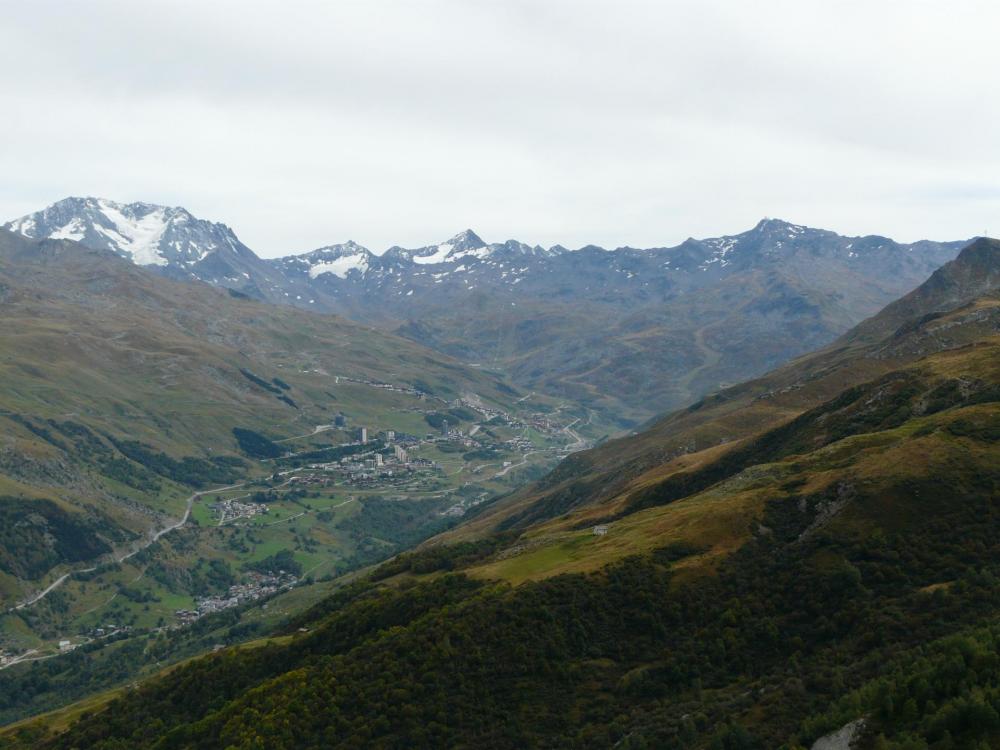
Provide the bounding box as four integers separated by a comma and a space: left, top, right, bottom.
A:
453, 334, 1000, 584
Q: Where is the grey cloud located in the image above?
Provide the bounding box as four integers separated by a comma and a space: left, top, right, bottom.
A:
1, 0, 998, 255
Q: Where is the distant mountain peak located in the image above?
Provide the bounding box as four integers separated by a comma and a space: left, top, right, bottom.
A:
441, 229, 489, 258
494, 239, 556, 257
287, 240, 375, 280
747, 217, 816, 240
400, 229, 492, 265
306, 240, 370, 257
446, 228, 486, 247
923, 236, 1000, 296
753, 217, 796, 230
905, 236, 999, 284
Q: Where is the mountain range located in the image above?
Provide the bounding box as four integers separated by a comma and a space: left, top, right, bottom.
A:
5, 197, 969, 423
5, 234, 998, 749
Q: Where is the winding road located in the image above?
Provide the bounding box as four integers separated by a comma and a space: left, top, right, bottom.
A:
561, 418, 588, 451
10, 481, 249, 613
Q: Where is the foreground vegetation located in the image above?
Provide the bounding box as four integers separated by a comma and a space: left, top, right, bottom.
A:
5, 334, 998, 747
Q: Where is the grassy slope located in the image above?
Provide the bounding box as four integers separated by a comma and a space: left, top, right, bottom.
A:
465, 336, 1000, 582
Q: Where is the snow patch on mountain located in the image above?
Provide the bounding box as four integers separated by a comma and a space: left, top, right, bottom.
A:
408, 230, 493, 265
699, 236, 740, 268
413, 243, 454, 265
450, 245, 492, 261
6, 216, 37, 237
308, 252, 370, 279
92, 199, 171, 266
50, 217, 86, 242
284, 242, 375, 280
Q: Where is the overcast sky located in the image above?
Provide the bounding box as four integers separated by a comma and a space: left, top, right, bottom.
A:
1, 0, 998, 256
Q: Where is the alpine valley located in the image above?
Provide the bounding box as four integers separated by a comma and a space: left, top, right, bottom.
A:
1, 200, 999, 750
0, 226, 591, 717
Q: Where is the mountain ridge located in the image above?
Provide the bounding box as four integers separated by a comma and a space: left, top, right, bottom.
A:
5, 198, 971, 422
5, 197, 964, 281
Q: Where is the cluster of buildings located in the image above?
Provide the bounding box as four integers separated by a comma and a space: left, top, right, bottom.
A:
356, 426, 415, 450
512, 411, 566, 434
296, 432, 438, 487
339, 453, 438, 485
212, 497, 268, 524
433, 426, 481, 448
356, 444, 409, 468
445, 398, 570, 444
505, 436, 534, 451
289, 473, 336, 488
175, 571, 297, 625
88, 623, 131, 639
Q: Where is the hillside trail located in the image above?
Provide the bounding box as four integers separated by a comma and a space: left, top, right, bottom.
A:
678, 324, 722, 403
9, 480, 249, 613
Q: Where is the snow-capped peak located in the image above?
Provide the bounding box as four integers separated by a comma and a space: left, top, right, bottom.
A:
411, 229, 492, 264
298, 240, 370, 260
750, 217, 815, 238
2, 196, 247, 269
445, 229, 486, 250
411, 243, 455, 264
292, 241, 374, 279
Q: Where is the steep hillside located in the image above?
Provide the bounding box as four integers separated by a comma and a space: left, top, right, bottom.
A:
6, 241, 1000, 749
448, 238, 1000, 541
